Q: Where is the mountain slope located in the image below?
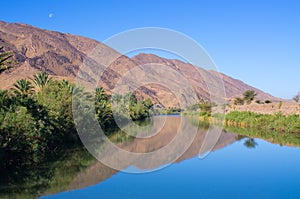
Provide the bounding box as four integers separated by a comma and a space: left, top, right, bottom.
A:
0, 21, 278, 107
132, 53, 277, 102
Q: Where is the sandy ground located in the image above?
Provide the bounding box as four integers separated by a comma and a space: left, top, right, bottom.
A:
226, 101, 300, 115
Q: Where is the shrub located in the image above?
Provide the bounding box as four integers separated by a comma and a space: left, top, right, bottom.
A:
234, 97, 244, 105
265, 100, 272, 104
278, 101, 283, 109
243, 90, 257, 104
293, 94, 300, 102
255, 100, 262, 104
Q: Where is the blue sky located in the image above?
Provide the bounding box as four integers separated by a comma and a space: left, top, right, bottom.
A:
1, 0, 300, 99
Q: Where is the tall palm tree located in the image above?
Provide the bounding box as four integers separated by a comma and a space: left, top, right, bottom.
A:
31, 71, 52, 89
0, 46, 16, 74
12, 79, 34, 97
95, 87, 108, 101
95, 87, 112, 127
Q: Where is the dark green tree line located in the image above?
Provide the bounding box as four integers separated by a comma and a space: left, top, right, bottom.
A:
0, 72, 154, 169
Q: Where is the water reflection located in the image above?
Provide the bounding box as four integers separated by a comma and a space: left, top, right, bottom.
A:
0, 116, 236, 198
0, 148, 95, 199
82, 115, 199, 172
3, 115, 300, 198
244, 138, 258, 148
65, 116, 237, 191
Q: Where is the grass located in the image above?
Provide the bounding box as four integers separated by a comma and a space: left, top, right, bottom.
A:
185, 110, 300, 134
185, 111, 300, 147
225, 111, 300, 133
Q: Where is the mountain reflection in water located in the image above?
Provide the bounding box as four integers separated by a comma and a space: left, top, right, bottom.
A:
67, 116, 237, 191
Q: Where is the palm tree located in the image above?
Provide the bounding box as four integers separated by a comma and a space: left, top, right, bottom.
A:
60, 79, 74, 94
12, 79, 34, 97
0, 46, 16, 74
95, 87, 112, 127
95, 87, 108, 101
31, 71, 52, 89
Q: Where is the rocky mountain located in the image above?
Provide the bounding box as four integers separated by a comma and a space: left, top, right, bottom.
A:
0, 20, 278, 107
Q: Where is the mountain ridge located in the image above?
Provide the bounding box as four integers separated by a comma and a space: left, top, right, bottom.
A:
0, 20, 279, 107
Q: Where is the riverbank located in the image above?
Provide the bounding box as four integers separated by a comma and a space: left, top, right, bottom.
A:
198, 111, 300, 134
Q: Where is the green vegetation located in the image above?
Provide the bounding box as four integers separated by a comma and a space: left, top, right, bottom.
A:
243, 90, 257, 104
184, 99, 214, 116
131, 105, 182, 116
278, 101, 283, 109
293, 93, 300, 102
255, 99, 272, 105
234, 90, 258, 105
265, 100, 272, 104
31, 71, 53, 90
234, 97, 244, 105
163, 107, 182, 115
1, 78, 77, 169
196, 110, 300, 135
12, 79, 34, 97
255, 99, 262, 104
0, 72, 153, 170
0, 46, 16, 74
110, 92, 153, 122
225, 111, 300, 133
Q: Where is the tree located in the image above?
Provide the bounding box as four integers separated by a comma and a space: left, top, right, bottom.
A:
11, 79, 34, 97
95, 87, 112, 128
293, 93, 300, 102
60, 79, 74, 94
243, 90, 257, 104
0, 90, 9, 110
126, 92, 137, 107
0, 47, 16, 74
142, 98, 153, 109
95, 87, 108, 101
36, 80, 77, 143
32, 72, 52, 90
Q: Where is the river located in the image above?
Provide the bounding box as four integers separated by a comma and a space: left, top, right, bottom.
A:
1, 115, 300, 199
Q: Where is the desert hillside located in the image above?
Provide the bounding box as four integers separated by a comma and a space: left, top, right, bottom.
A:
0, 20, 278, 107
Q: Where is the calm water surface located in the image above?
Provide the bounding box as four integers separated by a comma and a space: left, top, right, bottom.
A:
2, 116, 300, 199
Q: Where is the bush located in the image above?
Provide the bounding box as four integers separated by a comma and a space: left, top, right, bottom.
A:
0, 98, 52, 166
234, 97, 244, 105
243, 90, 257, 104
224, 111, 300, 133
265, 100, 272, 104
255, 100, 262, 104
278, 101, 283, 109
293, 94, 300, 102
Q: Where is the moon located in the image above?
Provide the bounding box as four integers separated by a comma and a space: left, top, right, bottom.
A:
48, 13, 53, 18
